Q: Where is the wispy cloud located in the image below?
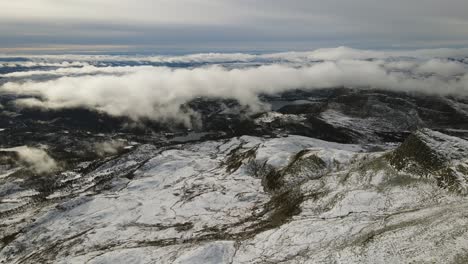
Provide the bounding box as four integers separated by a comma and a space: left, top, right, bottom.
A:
94, 140, 126, 156
0, 146, 58, 174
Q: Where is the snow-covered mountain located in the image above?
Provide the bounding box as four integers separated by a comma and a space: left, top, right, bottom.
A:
1, 51, 468, 263
1, 127, 468, 263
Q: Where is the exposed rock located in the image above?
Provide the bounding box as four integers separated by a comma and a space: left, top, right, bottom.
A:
390, 129, 468, 193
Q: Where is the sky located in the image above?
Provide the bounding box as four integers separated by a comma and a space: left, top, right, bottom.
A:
1, 0, 468, 53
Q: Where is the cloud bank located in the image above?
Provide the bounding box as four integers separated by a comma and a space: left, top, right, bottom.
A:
1, 47, 467, 126
3, 46, 468, 64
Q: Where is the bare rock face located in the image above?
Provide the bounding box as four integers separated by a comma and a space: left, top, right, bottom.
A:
390, 129, 468, 193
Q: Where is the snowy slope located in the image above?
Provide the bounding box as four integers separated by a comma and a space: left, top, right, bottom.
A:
1, 132, 468, 263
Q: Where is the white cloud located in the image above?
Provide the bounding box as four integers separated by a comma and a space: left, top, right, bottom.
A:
1, 65, 151, 78
0, 146, 58, 174
4, 46, 468, 65
94, 140, 126, 156
2, 50, 468, 127
416, 59, 466, 77
0, 61, 89, 69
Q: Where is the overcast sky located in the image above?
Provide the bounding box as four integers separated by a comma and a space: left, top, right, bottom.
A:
2, 0, 468, 53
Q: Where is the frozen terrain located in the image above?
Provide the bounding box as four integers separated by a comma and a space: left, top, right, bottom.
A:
1, 130, 468, 263
1, 52, 468, 263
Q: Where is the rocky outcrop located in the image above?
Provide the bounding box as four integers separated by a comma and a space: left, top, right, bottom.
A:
389, 129, 468, 193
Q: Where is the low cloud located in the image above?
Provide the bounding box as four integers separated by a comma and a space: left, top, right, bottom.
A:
94, 140, 126, 156
1, 47, 467, 126
1, 65, 149, 78
415, 59, 467, 77
4, 46, 468, 64
0, 146, 58, 174
0, 60, 89, 69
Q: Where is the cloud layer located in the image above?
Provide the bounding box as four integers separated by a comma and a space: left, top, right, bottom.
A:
1, 0, 468, 49
4, 46, 468, 64
1, 47, 467, 126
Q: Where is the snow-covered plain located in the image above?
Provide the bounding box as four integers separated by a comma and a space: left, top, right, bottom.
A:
1, 132, 468, 263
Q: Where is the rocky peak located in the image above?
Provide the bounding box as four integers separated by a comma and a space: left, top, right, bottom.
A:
390, 128, 468, 193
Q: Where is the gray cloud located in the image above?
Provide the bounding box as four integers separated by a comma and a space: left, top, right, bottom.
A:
1, 1, 468, 50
